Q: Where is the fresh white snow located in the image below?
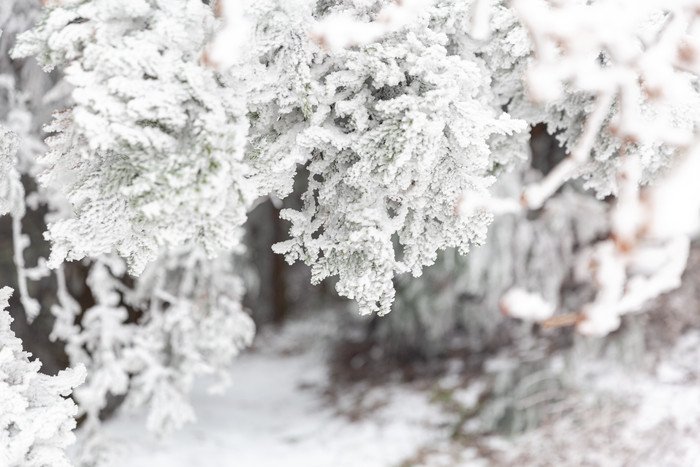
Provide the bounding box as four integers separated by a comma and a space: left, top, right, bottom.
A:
100, 318, 451, 467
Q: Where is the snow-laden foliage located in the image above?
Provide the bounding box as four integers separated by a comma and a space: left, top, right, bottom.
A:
235, 0, 318, 200
3, 3, 256, 455
273, 0, 526, 316
123, 247, 254, 433
12, 0, 700, 336
4, 1, 700, 464
14, 0, 534, 318
12, 0, 253, 274
50, 248, 254, 437
0, 287, 85, 467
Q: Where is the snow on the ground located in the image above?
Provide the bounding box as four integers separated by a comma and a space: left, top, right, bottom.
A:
94, 317, 700, 467
98, 317, 452, 467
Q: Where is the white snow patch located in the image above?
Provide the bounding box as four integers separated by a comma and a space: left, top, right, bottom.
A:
98, 317, 450, 467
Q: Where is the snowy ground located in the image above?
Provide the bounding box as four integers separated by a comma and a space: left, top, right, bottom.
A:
99, 318, 455, 467
96, 316, 700, 467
